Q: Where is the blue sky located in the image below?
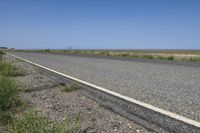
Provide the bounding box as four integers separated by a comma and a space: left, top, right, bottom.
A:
0, 0, 200, 49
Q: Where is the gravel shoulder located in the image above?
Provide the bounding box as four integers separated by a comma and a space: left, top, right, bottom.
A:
11, 59, 152, 132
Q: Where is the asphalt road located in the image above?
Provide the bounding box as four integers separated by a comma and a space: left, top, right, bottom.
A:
9, 51, 200, 122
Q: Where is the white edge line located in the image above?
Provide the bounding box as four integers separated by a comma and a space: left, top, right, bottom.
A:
7, 52, 200, 128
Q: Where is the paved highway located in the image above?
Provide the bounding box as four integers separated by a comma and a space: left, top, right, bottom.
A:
9, 51, 200, 122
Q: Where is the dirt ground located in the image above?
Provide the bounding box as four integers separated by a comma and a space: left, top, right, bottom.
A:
1, 58, 153, 133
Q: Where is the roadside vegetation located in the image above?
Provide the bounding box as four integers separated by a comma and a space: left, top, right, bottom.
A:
0, 61, 24, 77
0, 77, 18, 111
11, 110, 80, 133
0, 77, 19, 125
0, 51, 80, 133
19, 49, 200, 62
0, 50, 24, 126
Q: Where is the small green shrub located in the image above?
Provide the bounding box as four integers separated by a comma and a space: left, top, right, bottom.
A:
121, 53, 129, 57
62, 83, 80, 92
167, 56, 174, 60
0, 77, 18, 111
10, 111, 80, 133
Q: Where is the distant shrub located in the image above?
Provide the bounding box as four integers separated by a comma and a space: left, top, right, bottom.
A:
44, 49, 51, 53
121, 53, 129, 57
167, 56, 174, 60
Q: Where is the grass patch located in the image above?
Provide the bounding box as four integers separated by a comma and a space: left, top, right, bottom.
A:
0, 77, 21, 125
0, 61, 24, 77
0, 59, 25, 126
62, 83, 80, 92
0, 61, 16, 76
10, 110, 80, 133
0, 77, 18, 111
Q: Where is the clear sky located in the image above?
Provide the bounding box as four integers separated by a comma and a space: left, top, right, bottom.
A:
0, 0, 200, 49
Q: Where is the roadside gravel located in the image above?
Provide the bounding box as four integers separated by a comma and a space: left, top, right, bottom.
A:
14, 60, 152, 133
9, 52, 200, 122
